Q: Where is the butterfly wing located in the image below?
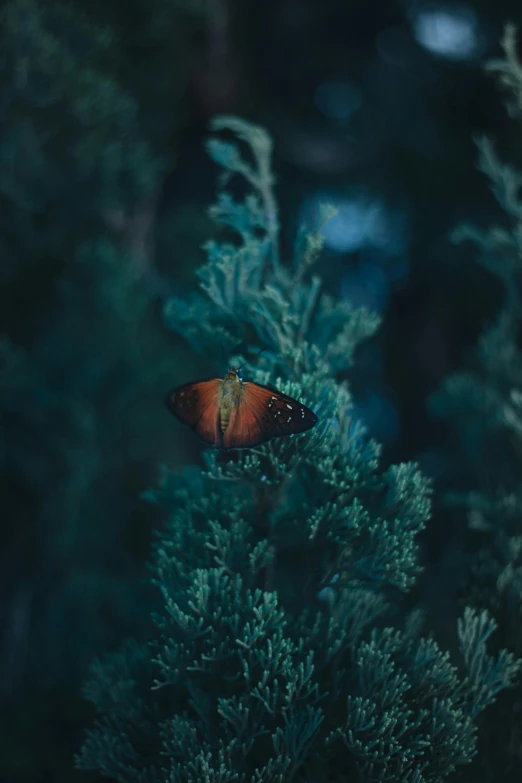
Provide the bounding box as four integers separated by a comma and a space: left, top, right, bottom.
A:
165, 379, 222, 446
222, 381, 318, 449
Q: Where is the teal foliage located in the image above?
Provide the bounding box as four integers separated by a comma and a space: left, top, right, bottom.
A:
1, 239, 171, 681
0, 0, 205, 278
0, 0, 159, 275
429, 25, 522, 650
429, 24, 522, 780
166, 118, 380, 384
0, 0, 207, 778
67, 0, 207, 164
77, 117, 519, 782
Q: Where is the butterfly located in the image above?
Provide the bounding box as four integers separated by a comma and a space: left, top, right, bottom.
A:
165, 367, 318, 450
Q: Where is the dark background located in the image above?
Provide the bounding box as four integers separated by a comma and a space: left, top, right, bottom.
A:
1, 0, 519, 779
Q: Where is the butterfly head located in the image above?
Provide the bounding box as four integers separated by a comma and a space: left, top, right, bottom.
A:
225, 366, 243, 382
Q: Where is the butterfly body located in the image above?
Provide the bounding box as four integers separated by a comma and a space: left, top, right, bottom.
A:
166, 368, 318, 450
218, 369, 244, 435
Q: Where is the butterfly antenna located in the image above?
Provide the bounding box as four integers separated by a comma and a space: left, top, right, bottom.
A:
239, 348, 267, 370
237, 346, 266, 374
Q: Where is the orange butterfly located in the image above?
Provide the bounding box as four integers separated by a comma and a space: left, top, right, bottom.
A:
165, 367, 318, 449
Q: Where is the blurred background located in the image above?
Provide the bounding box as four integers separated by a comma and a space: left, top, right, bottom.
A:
1, 0, 520, 779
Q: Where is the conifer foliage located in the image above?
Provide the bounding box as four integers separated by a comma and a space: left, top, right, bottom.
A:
0, 0, 204, 777
431, 23, 522, 654
430, 24, 522, 778
77, 117, 519, 782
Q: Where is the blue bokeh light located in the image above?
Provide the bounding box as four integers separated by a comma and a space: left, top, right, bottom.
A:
409, 2, 484, 60
300, 191, 410, 312
301, 192, 409, 255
